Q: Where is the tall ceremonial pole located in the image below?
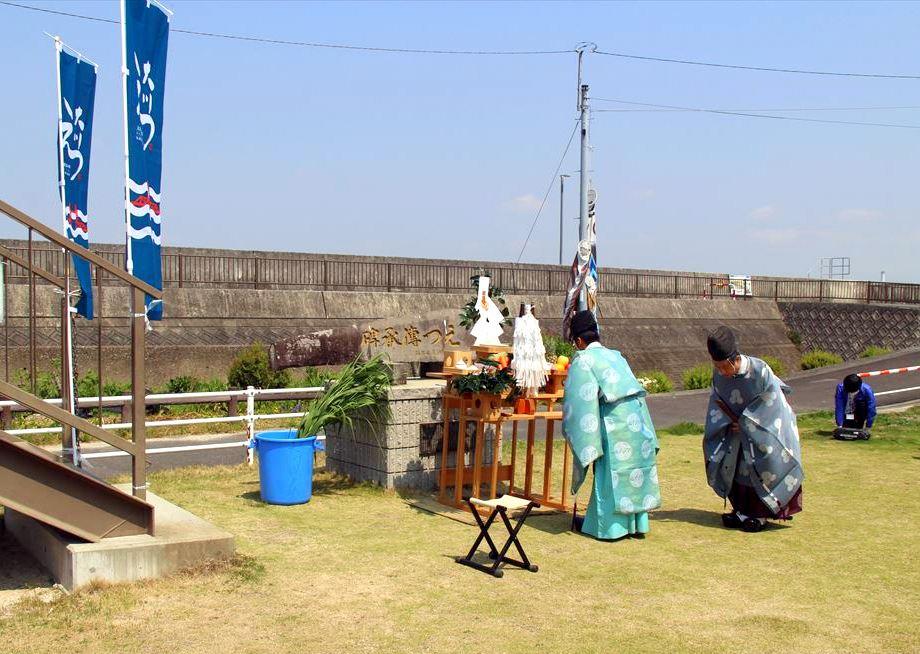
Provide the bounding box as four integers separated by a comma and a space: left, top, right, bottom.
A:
575, 43, 594, 311
577, 85, 590, 311
561, 44, 598, 338
121, 0, 133, 275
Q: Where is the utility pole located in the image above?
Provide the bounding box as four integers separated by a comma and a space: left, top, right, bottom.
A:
559, 174, 569, 265
578, 83, 590, 310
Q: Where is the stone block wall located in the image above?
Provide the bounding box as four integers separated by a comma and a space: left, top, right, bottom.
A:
779, 302, 920, 360
324, 381, 446, 489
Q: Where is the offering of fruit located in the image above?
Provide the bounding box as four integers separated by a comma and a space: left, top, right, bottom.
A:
556, 355, 569, 367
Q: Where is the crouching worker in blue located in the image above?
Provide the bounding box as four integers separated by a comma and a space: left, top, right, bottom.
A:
703, 326, 803, 533
562, 310, 661, 541
835, 373, 877, 431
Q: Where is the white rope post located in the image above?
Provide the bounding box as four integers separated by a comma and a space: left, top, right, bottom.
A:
246, 385, 256, 465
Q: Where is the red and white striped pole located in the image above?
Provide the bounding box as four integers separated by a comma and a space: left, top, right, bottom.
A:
858, 365, 920, 378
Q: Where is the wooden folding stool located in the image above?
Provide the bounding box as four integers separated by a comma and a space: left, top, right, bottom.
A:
455, 495, 540, 578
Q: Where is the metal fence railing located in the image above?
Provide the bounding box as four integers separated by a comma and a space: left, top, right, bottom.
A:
2, 385, 325, 466
2, 241, 918, 305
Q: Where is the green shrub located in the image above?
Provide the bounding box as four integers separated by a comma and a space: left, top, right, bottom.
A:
14, 366, 61, 399
35, 371, 61, 399
859, 345, 892, 359
228, 343, 291, 389
800, 350, 843, 370
636, 370, 674, 394
787, 330, 802, 347
165, 375, 201, 394
543, 333, 576, 361
103, 380, 131, 396
160, 375, 229, 394
76, 371, 101, 398
197, 378, 229, 392
683, 364, 713, 390
758, 355, 787, 377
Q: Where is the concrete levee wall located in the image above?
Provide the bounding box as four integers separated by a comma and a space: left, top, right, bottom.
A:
3, 284, 800, 388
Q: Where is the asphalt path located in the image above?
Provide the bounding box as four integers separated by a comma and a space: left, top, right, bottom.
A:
80, 348, 920, 480
647, 347, 920, 429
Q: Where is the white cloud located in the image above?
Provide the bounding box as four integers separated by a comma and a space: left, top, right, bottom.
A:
748, 205, 777, 221
501, 194, 543, 214
834, 208, 883, 222
752, 227, 805, 244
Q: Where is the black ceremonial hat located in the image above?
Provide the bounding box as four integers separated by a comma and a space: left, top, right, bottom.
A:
707, 326, 739, 361
571, 310, 598, 338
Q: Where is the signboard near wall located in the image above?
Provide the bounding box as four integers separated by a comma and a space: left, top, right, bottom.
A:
729, 274, 753, 298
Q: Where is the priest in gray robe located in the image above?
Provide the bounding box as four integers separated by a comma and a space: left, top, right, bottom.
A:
702, 326, 804, 532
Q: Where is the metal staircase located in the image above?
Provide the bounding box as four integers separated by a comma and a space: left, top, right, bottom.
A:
0, 199, 159, 540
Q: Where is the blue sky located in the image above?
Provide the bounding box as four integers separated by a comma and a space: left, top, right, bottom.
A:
1, 1, 918, 281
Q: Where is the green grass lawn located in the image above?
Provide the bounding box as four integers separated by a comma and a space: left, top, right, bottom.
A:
2, 409, 919, 654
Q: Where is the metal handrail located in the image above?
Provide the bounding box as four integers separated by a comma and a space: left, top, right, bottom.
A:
0, 379, 136, 455
0, 199, 161, 298
0, 244, 65, 287
0, 199, 154, 500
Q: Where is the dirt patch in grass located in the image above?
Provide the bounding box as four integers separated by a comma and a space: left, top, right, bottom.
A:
2, 409, 919, 653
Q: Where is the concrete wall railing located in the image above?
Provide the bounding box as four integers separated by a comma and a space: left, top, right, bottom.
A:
3, 239, 918, 305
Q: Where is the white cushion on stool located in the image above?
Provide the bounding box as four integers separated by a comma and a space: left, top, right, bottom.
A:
470, 495, 532, 511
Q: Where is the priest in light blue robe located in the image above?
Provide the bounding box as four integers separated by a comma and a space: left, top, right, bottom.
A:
562, 311, 661, 540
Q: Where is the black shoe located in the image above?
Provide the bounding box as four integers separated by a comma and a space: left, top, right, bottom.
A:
741, 518, 765, 533
721, 513, 743, 529
630, 532, 646, 539
571, 514, 585, 533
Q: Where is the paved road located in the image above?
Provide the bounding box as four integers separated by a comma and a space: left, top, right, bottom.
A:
647, 347, 920, 429
81, 348, 920, 480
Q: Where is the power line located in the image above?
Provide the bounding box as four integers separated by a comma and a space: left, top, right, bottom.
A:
595, 49, 920, 80
0, 2, 571, 55
591, 98, 920, 113
592, 98, 920, 129
6, 0, 917, 77
516, 121, 580, 263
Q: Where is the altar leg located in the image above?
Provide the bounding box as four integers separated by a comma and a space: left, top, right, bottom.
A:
439, 397, 453, 502
471, 419, 485, 500
561, 425, 572, 509
454, 408, 467, 508
510, 421, 519, 493
543, 419, 555, 502
524, 419, 536, 497
490, 421, 501, 499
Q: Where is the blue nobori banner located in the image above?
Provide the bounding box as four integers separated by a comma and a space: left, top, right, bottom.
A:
122, 0, 170, 320
56, 41, 97, 319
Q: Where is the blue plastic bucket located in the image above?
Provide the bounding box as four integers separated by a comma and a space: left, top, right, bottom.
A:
252, 429, 317, 505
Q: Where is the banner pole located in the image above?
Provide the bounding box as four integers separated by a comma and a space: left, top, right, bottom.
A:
54, 37, 67, 245
54, 36, 80, 465
43, 32, 100, 70
121, 0, 134, 275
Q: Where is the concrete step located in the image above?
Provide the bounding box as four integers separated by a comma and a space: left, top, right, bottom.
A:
0, 431, 153, 542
